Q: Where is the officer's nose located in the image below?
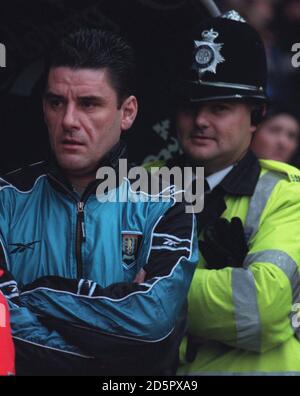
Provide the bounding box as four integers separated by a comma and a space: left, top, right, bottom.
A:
194, 107, 210, 130
62, 104, 80, 132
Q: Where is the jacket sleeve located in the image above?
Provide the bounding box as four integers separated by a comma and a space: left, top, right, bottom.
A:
17, 201, 198, 354
187, 179, 300, 354
0, 188, 101, 375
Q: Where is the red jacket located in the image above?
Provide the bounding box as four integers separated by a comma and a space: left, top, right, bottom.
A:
0, 291, 15, 375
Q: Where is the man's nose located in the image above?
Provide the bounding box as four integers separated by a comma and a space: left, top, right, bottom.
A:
194, 107, 210, 129
62, 104, 80, 131
277, 133, 289, 148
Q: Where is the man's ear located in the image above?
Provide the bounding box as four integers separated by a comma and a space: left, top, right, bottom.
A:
120, 95, 138, 131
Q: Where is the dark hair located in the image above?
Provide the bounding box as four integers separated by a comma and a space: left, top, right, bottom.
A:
45, 28, 136, 108
262, 105, 300, 127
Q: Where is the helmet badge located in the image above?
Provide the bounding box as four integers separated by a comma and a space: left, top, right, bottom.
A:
194, 29, 225, 78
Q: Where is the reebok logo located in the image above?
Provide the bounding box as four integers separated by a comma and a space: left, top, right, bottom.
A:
163, 238, 179, 247
9, 241, 41, 254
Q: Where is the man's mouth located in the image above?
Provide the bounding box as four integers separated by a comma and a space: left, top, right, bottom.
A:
62, 139, 84, 146
190, 134, 215, 142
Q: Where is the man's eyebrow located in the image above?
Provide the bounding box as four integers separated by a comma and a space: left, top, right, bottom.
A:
44, 91, 64, 100
44, 92, 106, 102
77, 95, 106, 102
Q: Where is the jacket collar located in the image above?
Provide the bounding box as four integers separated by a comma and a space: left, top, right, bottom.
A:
167, 150, 261, 197
47, 140, 127, 199
218, 150, 260, 196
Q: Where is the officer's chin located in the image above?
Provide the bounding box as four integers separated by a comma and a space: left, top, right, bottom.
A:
184, 144, 214, 163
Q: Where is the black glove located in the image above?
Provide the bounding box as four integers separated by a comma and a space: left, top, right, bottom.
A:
199, 217, 249, 270
0, 267, 20, 304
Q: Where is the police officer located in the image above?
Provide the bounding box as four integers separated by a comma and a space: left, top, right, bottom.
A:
155, 10, 300, 374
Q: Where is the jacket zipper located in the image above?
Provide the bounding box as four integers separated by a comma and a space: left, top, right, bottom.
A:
48, 174, 88, 279
76, 201, 86, 279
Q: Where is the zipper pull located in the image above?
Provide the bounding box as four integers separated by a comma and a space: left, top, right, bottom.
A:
77, 202, 86, 241
81, 222, 86, 241
77, 202, 84, 213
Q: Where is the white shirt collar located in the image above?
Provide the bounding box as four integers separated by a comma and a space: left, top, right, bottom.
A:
206, 164, 234, 191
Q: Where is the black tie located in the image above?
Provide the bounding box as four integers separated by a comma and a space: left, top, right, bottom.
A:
191, 178, 210, 196
204, 179, 210, 194
196, 183, 227, 235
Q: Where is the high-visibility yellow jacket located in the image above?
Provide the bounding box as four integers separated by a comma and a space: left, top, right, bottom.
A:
146, 155, 300, 374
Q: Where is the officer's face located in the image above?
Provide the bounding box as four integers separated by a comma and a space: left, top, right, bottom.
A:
251, 114, 299, 163
176, 101, 256, 175
43, 67, 137, 178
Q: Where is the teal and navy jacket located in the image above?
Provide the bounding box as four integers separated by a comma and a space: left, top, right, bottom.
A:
0, 143, 198, 375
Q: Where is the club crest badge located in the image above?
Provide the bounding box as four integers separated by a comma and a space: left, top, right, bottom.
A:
122, 233, 142, 268
194, 29, 225, 77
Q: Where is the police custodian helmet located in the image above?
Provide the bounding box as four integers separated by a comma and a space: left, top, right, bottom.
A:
178, 10, 268, 103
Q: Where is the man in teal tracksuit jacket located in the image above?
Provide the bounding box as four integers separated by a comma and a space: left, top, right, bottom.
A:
0, 28, 198, 375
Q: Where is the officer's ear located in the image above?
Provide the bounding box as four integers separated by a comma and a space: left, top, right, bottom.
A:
251, 104, 267, 127
120, 95, 138, 131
